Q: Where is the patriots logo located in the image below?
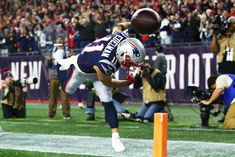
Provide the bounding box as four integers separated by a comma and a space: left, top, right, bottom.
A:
129, 42, 140, 57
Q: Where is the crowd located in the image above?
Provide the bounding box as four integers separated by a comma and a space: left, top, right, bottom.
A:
0, 0, 234, 55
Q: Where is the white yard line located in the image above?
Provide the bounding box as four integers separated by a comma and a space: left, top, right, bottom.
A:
0, 121, 140, 129
0, 132, 152, 157
170, 127, 235, 132
0, 132, 235, 157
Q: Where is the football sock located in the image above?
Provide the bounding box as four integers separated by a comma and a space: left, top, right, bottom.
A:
102, 101, 118, 128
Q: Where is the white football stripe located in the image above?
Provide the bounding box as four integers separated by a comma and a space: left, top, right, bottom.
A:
0, 132, 235, 157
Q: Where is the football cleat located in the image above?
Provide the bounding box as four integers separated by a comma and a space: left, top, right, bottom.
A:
112, 133, 125, 152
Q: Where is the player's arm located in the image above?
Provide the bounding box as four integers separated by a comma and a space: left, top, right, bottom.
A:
93, 65, 130, 88
112, 22, 131, 34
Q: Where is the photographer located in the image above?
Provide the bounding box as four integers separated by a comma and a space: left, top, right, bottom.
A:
1, 71, 26, 118
45, 36, 71, 119
210, 16, 235, 122
134, 62, 166, 123
188, 85, 222, 128
210, 16, 235, 74
201, 74, 235, 129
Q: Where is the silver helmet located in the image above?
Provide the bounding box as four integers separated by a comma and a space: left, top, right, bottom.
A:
116, 38, 146, 68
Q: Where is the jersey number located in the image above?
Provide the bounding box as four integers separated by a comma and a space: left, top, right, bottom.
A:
82, 36, 112, 53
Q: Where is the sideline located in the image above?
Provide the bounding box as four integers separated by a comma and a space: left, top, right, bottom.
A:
0, 132, 235, 157
0, 121, 140, 129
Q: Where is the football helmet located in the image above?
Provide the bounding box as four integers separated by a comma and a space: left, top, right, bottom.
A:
116, 38, 146, 69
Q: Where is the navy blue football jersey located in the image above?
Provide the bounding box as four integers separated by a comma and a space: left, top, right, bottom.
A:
77, 32, 128, 75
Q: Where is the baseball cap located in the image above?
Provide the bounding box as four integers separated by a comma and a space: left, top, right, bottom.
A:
2, 71, 13, 80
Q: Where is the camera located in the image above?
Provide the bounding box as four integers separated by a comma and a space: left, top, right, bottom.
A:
187, 86, 213, 103
140, 64, 147, 71
21, 77, 38, 86
212, 16, 228, 35
140, 64, 151, 74
13, 77, 38, 88
188, 86, 223, 127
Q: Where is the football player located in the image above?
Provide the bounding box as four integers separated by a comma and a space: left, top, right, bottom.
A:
57, 22, 146, 152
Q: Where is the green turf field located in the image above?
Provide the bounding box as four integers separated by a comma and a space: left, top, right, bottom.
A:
0, 102, 234, 157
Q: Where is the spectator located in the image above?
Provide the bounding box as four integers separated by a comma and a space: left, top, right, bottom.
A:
183, 12, 200, 42
93, 12, 108, 39
171, 13, 184, 43
159, 12, 172, 45
4, 29, 17, 54
0, 8, 7, 30
1, 0, 235, 52
71, 16, 80, 48
17, 26, 35, 52
0, 29, 8, 56
199, 14, 213, 44
34, 23, 47, 49
75, 11, 95, 48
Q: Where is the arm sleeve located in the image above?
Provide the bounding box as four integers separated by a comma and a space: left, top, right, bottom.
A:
96, 61, 116, 76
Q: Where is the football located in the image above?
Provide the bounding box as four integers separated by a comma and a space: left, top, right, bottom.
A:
131, 8, 161, 35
